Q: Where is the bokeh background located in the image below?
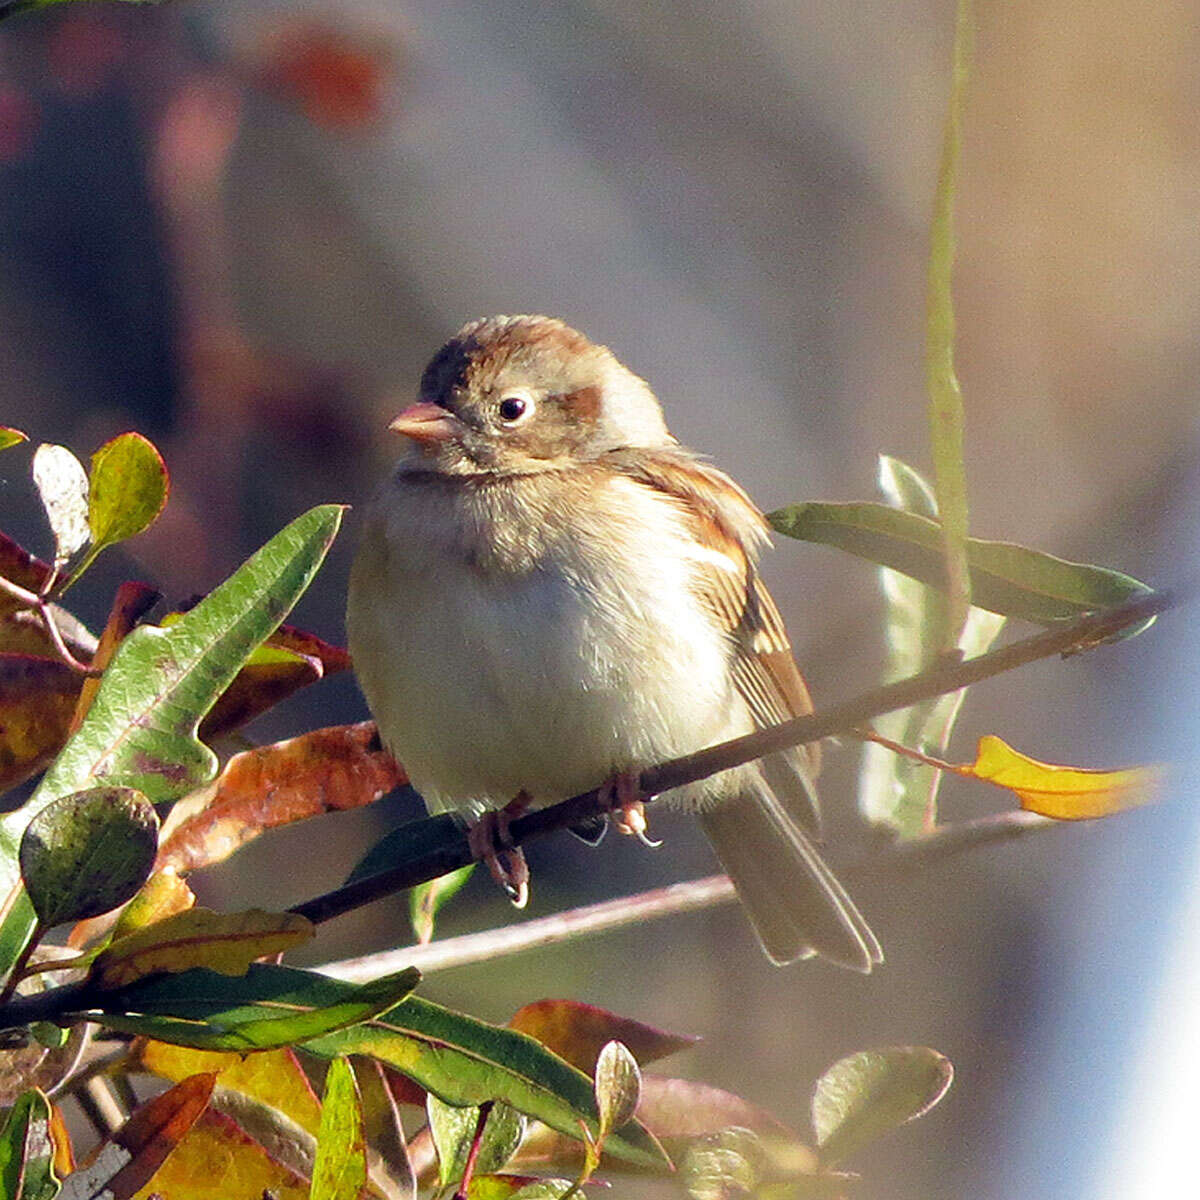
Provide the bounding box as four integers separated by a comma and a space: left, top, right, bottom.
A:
1, 1, 1198, 1196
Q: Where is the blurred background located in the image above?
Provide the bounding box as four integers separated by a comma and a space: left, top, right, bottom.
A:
0, 1, 1197, 1196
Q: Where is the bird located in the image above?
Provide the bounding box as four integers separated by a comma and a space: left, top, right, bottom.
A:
346, 314, 881, 970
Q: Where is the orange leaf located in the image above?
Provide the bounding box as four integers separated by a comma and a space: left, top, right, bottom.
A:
66, 1073, 215, 1200
200, 650, 321, 740
0, 653, 81, 792
509, 1000, 700, 1074
49, 1101, 75, 1176
69, 868, 195, 951
156, 722, 405, 874
93, 907, 314, 988
964, 735, 1164, 819
131, 1107, 309, 1200
136, 1042, 322, 1137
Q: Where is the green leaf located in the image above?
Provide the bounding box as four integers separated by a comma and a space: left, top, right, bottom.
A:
311, 1057, 367, 1200
0, 505, 344, 988
924, 0, 975, 646
345, 814, 461, 884
0, 1089, 58, 1200
858, 457, 1005, 835
32, 444, 89, 570
768, 501, 1154, 627
594, 1041, 640, 1139
427, 1097, 524, 1188
19, 786, 157, 927
0, 429, 27, 451
811, 1046, 953, 1167
81, 963, 420, 1052
303, 996, 669, 1171
67, 433, 169, 585
682, 1127, 764, 1200
410, 863, 475, 943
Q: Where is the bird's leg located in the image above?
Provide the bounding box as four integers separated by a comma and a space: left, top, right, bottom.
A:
598, 771, 662, 848
468, 791, 531, 908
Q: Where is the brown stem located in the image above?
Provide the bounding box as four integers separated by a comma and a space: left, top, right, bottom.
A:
318, 811, 1065, 982
854, 727, 965, 774
291, 585, 1174, 929
35, 599, 97, 676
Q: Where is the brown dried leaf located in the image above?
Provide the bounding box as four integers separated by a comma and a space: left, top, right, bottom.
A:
0, 654, 82, 794
509, 1000, 700, 1074
157, 722, 404, 874
0, 532, 53, 615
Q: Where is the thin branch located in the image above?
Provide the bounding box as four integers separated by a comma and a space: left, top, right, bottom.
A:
292, 585, 1175, 929
0, 572, 40, 608
317, 809, 1064, 982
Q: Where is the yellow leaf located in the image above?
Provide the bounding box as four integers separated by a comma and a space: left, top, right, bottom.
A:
132, 1107, 309, 1200
94, 907, 314, 988
137, 1042, 323, 1137
966, 735, 1164, 819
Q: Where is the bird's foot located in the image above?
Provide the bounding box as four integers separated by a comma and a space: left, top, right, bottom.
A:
468, 792, 531, 908
599, 771, 662, 848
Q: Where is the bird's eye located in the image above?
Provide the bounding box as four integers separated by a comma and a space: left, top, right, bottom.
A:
497, 393, 533, 423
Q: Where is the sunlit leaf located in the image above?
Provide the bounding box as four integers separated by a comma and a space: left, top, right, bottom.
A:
86, 432, 169, 553
0, 505, 344, 989
32, 443, 89, 569
137, 1041, 323, 1137
83, 964, 420, 1053
0, 654, 80, 794
410, 864, 475, 944
682, 1127, 764, 1200
0, 428, 27, 451
311, 1057, 368, 1200
129, 1108, 309, 1200
964, 735, 1163, 819
0, 1089, 58, 1200
303, 997, 669, 1170
110, 870, 197, 941
93, 907, 314, 988
20, 786, 158, 927
811, 1047, 952, 1167
156, 722, 403, 875
509, 1000, 699, 1075
471, 1175, 578, 1200
858, 456, 1005, 835
594, 1041, 640, 1139
58, 1072, 215, 1200
768, 501, 1154, 630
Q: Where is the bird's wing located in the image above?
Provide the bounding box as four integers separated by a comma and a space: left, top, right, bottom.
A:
606, 448, 822, 830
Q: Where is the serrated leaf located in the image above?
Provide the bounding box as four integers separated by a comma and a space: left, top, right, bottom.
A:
509, 1000, 699, 1075
58, 1072, 215, 1200
81, 963, 420, 1052
0, 505, 344, 988
311, 1057, 367, 1200
93, 907, 314, 988
19, 786, 158, 927
86, 432, 169, 553
965, 735, 1163, 819
0, 428, 27, 451
811, 1047, 952, 1167
410, 863, 475, 944
595, 1041, 640, 1139
768, 501, 1154, 629
303, 996, 669, 1170
32, 444, 89, 569
0, 1089, 58, 1200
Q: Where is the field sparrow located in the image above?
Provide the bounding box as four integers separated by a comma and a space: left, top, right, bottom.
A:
347, 315, 881, 970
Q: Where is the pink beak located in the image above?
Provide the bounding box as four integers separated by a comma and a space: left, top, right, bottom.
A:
388, 402, 460, 444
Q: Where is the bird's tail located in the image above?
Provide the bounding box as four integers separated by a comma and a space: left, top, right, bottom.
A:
699, 778, 882, 971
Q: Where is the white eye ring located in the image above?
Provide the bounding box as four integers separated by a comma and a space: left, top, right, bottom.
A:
496, 392, 535, 424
